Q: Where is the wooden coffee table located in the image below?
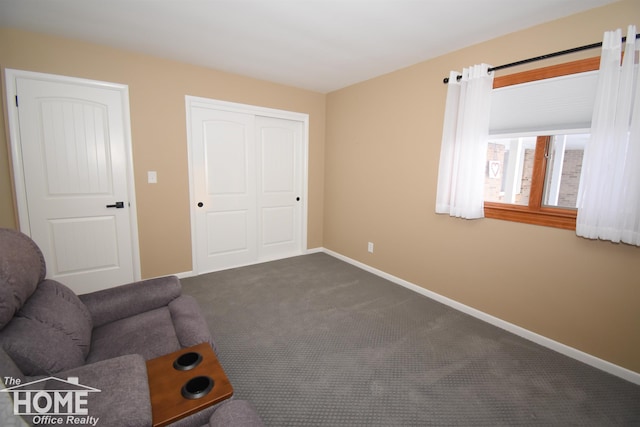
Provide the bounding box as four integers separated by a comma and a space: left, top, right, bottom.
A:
146, 342, 234, 427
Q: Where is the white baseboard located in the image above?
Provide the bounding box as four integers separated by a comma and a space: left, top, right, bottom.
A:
175, 270, 195, 279
304, 247, 325, 255
322, 248, 640, 386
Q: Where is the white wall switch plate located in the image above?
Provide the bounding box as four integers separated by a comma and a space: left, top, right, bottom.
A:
148, 171, 157, 184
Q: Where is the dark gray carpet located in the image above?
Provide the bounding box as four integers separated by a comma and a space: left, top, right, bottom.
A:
181, 253, 640, 426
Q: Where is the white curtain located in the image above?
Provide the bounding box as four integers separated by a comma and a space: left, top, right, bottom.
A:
576, 26, 640, 246
435, 64, 494, 219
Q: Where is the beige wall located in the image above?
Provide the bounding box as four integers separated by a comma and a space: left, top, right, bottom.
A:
325, 0, 640, 374
0, 28, 326, 278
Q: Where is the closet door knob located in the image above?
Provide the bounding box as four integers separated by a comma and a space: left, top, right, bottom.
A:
197, 202, 204, 207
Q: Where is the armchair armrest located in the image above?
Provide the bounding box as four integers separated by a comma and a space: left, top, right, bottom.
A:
58, 354, 152, 427
79, 276, 182, 327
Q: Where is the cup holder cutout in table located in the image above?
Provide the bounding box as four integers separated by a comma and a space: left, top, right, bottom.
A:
181, 376, 214, 400
173, 352, 202, 371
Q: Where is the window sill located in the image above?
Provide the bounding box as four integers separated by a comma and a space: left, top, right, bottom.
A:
484, 202, 576, 230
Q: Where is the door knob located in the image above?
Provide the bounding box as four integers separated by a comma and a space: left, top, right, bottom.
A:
106, 201, 124, 208
197, 202, 204, 207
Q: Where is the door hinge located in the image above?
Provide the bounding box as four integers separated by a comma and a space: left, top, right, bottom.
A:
15, 95, 18, 107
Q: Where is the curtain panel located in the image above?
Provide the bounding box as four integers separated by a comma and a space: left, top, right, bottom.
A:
435, 64, 494, 219
577, 25, 640, 246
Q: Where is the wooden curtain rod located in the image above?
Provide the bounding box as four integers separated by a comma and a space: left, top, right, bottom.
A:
442, 33, 640, 84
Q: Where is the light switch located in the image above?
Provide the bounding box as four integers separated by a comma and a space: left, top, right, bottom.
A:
148, 171, 157, 184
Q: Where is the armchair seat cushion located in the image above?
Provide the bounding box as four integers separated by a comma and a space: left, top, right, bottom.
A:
87, 294, 216, 364
0, 279, 92, 375
79, 276, 182, 328
87, 306, 181, 363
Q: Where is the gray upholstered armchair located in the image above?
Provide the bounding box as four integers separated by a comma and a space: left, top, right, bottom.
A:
0, 228, 262, 427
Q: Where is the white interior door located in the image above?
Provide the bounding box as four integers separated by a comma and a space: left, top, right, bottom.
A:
256, 116, 303, 260
5, 70, 139, 294
187, 98, 307, 274
191, 107, 257, 272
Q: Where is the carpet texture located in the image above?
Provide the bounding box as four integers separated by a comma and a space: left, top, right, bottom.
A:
181, 253, 640, 426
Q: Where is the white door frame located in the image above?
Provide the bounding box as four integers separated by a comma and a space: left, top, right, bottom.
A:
185, 95, 309, 274
4, 69, 141, 282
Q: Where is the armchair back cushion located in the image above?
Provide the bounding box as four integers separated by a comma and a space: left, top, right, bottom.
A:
0, 279, 92, 375
0, 228, 46, 329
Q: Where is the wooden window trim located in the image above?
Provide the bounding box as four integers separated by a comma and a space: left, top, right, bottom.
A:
484, 205, 577, 230
484, 57, 598, 230
492, 56, 600, 88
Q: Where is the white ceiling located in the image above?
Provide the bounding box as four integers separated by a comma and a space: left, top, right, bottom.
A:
0, 0, 619, 93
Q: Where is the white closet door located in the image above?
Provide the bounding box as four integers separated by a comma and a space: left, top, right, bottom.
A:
191, 107, 257, 273
256, 116, 303, 261
188, 100, 306, 274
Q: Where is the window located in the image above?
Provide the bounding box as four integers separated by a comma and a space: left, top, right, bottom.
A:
484, 133, 587, 229
483, 57, 599, 230
542, 134, 586, 209
485, 134, 588, 209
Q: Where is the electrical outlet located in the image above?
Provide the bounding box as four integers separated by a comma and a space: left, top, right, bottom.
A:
368, 242, 374, 253
148, 171, 157, 184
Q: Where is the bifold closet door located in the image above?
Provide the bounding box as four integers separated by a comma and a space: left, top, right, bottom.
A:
190, 108, 303, 273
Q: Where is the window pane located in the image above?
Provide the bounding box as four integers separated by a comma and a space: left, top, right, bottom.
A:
542, 133, 587, 209
485, 137, 536, 206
